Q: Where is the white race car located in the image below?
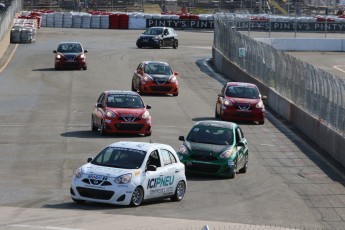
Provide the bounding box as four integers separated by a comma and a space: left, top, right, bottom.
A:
70, 141, 187, 206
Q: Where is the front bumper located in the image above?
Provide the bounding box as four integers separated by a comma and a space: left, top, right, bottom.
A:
55, 59, 87, 69
141, 81, 179, 95
137, 39, 160, 48
221, 107, 265, 122
70, 179, 136, 205
179, 157, 235, 177
103, 118, 152, 135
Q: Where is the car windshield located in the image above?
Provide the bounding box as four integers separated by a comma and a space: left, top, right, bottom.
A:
107, 94, 144, 108
57, 43, 82, 53
91, 147, 146, 169
225, 86, 260, 99
186, 126, 234, 145
143, 28, 163, 35
144, 63, 172, 75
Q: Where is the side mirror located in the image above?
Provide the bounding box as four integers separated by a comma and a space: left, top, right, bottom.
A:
84, 49, 88, 53
261, 95, 267, 100
237, 141, 245, 147
53, 50, 57, 53
174, 72, 179, 76
96, 102, 103, 108
218, 93, 223, 97
87, 157, 93, 163
178, 136, 185, 141
146, 165, 157, 171
146, 105, 151, 109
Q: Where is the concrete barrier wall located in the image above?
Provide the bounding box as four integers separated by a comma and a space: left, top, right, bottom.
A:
255, 38, 345, 51
213, 47, 345, 168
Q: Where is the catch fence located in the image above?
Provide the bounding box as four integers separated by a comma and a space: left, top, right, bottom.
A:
213, 12, 345, 135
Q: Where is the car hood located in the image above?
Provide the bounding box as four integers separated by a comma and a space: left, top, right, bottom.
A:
139, 35, 160, 39
107, 107, 146, 117
58, 52, 83, 56
81, 163, 136, 178
184, 141, 232, 156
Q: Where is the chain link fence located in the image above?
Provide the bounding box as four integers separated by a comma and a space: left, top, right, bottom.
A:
213, 12, 345, 136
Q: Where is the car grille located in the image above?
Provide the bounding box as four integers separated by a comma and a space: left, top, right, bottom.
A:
233, 111, 255, 118
186, 162, 220, 173
118, 117, 140, 122
76, 187, 114, 200
150, 86, 172, 92
190, 155, 217, 161
82, 178, 112, 186
237, 103, 251, 110
154, 79, 167, 84
115, 123, 144, 131
64, 55, 76, 61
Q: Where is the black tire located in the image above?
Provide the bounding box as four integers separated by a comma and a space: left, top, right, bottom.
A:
157, 40, 163, 49
99, 120, 106, 136
72, 198, 86, 204
131, 80, 136, 92
173, 41, 178, 49
83, 66, 87, 70
145, 132, 152, 136
228, 160, 237, 179
137, 45, 142, 48
138, 83, 143, 95
91, 116, 97, 132
258, 119, 265, 125
215, 107, 219, 119
171, 180, 186, 202
130, 186, 144, 207
173, 91, 178, 96
239, 155, 248, 174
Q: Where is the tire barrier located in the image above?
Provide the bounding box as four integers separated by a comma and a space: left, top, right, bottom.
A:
18, 11, 345, 31
11, 12, 39, 43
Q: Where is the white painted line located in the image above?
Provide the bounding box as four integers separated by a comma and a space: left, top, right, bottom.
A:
0, 44, 18, 73
10, 225, 83, 230
333, 65, 345, 73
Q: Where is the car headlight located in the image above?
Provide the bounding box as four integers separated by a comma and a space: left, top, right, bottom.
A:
256, 101, 264, 109
223, 99, 233, 106
105, 110, 116, 118
143, 75, 153, 82
153, 36, 159, 41
74, 167, 82, 179
114, 173, 132, 184
178, 145, 188, 155
79, 53, 85, 59
220, 149, 236, 159
56, 54, 61, 59
142, 110, 150, 119
169, 75, 177, 83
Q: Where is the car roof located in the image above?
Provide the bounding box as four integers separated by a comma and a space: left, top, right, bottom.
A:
194, 120, 237, 129
58, 41, 82, 45
108, 141, 172, 152
106, 90, 139, 96
142, 61, 169, 65
149, 26, 173, 30
226, 82, 257, 88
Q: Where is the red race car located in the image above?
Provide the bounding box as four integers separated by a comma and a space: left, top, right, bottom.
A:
131, 61, 179, 96
53, 42, 87, 70
91, 90, 152, 136
215, 82, 267, 124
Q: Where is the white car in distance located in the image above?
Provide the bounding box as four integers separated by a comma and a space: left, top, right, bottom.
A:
70, 141, 187, 206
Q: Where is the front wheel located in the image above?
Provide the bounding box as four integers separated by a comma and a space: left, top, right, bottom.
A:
130, 186, 144, 207
99, 120, 106, 136
173, 41, 178, 49
215, 107, 219, 119
131, 80, 136, 92
91, 116, 97, 132
239, 154, 248, 174
171, 180, 186, 202
157, 40, 163, 49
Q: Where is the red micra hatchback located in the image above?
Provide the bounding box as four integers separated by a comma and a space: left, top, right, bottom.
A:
215, 82, 267, 124
91, 90, 152, 136
131, 61, 179, 96
53, 42, 87, 70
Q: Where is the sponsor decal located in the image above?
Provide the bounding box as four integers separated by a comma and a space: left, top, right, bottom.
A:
149, 186, 174, 195
147, 175, 175, 189
146, 19, 214, 29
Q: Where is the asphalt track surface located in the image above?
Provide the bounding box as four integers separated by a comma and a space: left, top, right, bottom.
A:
0, 28, 345, 230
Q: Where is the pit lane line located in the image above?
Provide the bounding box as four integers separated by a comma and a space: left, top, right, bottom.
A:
333, 65, 345, 73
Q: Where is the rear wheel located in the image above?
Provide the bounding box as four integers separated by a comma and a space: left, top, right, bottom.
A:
171, 180, 186, 202
130, 186, 144, 207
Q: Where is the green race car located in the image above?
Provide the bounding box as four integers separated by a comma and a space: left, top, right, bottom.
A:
177, 120, 248, 178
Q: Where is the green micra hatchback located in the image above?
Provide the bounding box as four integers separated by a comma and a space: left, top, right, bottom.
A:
177, 120, 248, 179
